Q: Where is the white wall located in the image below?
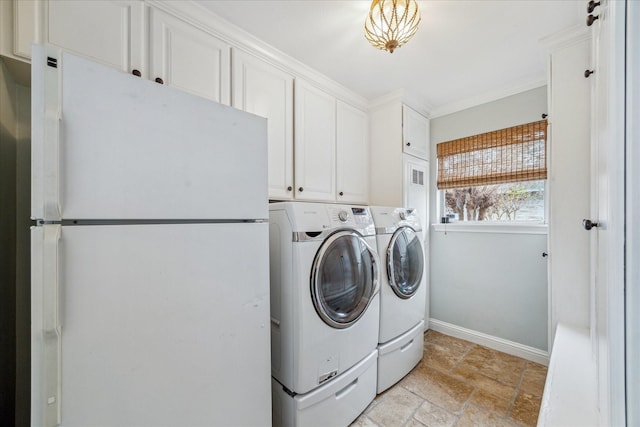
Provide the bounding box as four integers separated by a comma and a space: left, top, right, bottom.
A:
430, 229, 548, 350
429, 87, 549, 351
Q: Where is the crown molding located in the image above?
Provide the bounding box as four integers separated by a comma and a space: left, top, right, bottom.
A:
429, 78, 547, 119
539, 24, 590, 52
369, 89, 433, 117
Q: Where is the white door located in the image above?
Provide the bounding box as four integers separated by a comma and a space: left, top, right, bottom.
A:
149, 8, 230, 104
31, 223, 271, 427
46, 0, 145, 76
31, 46, 267, 221
294, 80, 336, 202
588, 2, 626, 424
336, 100, 369, 204
232, 50, 294, 200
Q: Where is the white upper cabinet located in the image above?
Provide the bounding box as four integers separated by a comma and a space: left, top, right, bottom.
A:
45, 0, 145, 75
37, 1, 231, 103
232, 49, 294, 200
149, 8, 230, 104
336, 100, 369, 204
294, 79, 336, 202
0, 0, 38, 61
402, 105, 430, 160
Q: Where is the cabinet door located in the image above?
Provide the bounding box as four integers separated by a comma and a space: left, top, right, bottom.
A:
336, 101, 369, 205
402, 105, 430, 160
149, 8, 230, 104
0, 0, 38, 61
294, 80, 336, 202
232, 50, 294, 200
46, 1, 144, 75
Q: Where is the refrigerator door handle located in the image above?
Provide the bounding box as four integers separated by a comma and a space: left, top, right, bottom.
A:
43, 109, 61, 221
42, 224, 62, 427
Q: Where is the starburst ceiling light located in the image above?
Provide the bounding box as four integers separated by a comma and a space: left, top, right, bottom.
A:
364, 0, 421, 53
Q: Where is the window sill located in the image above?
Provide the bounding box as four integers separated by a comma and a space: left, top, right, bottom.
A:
431, 222, 548, 235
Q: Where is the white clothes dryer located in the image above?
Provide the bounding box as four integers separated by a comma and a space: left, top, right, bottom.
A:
269, 202, 380, 426
370, 206, 427, 393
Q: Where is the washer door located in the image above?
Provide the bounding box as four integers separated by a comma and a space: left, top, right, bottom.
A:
387, 227, 424, 299
311, 230, 379, 329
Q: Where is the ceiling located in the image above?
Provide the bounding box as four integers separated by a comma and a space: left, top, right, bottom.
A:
197, 0, 584, 117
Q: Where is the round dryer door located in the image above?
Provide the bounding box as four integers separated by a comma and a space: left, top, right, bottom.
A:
387, 227, 424, 299
311, 230, 379, 329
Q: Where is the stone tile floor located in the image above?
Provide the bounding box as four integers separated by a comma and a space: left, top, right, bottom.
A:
351, 330, 548, 427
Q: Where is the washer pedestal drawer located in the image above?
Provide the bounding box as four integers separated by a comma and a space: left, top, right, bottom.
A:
272, 349, 377, 427
377, 320, 425, 394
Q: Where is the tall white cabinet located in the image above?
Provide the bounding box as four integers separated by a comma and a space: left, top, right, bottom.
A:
543, 28, 592, 349
232, 50, 294, 200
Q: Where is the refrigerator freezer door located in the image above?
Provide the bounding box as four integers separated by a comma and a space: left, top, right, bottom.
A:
31, 45, 267, 221
31, 223, 271, 426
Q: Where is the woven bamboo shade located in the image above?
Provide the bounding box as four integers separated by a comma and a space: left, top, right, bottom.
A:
436, 120, 548, 189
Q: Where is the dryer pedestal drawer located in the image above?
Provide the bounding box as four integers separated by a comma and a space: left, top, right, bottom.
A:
272, 349, 377, 427
377, 320, 425, 394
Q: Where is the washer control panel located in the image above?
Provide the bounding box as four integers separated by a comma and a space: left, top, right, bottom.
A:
326, 206, 374, 234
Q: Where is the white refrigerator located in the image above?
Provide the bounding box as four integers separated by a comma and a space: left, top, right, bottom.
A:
30, 45, 271, 427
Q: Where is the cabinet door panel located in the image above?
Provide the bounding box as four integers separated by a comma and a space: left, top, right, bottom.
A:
47, 1, 144, 74
402, 105, 429, 160
14, 0, 37, 59
150, 9, 230, 104
336, 101, 368, 204
232, 50, 293, 200
294, 80, 336, 202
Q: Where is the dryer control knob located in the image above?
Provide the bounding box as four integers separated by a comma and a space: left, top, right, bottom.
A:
338, 211, 349, 222
399, 211, 407, 220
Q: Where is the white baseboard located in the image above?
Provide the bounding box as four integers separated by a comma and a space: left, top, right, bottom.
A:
428, 319, 549, 366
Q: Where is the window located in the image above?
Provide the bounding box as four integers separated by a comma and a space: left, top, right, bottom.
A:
437, 120, 547, 222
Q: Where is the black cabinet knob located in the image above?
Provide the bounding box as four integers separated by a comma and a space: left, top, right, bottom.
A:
587, 14, 599, 26
339, 191, 344, 196
155, 77, 164, 84
132, 69, 142, 77
542, 113, 548, 119
406, 142, 411, 147
298, 187, 304, 192
585, 69, 595, 78
583, 219, 599, 230
587, 0, 600, 13
287, 186, 292, 191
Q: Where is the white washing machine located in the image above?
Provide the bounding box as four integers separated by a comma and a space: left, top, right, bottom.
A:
269, 202, 381, 427
370, 206, 427, 393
